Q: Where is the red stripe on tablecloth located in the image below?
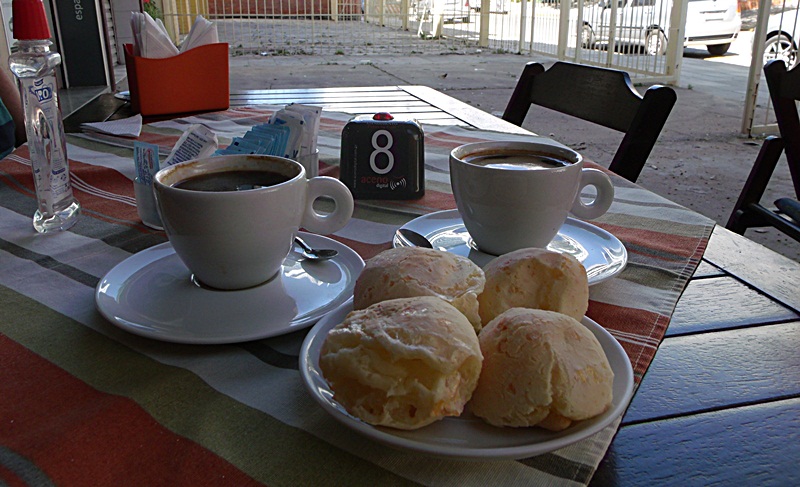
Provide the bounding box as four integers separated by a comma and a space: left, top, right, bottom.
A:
587, 300, 668, 382
331, 236, 393, 261
597, 222, 708, 261
424, 130, 500, 149
377, 190, 456, 213
0, 335, 261, 487
1, 148, 154, 230
226, 107, 274, 123
0, 463, 28, 487
0, 150, 36, 195
320, 119, 347, 133
135, 131, 182, 147
319, 161, 339, 178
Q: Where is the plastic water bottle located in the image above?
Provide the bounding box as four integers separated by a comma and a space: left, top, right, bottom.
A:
9, 0, 80, 233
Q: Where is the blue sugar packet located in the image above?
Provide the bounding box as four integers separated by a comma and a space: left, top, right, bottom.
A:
134, 141, 160, 185
269, 112, 304, 158
226, 137, 270, 155
251, 123, 290, 156
242, 130, 277, 153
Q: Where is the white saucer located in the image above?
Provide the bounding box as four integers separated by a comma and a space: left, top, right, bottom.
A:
300, 301, 634, 460
393, 209, 627, 285
95, 233, 364, 344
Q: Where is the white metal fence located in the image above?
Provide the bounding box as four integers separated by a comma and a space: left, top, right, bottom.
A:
157, 0, 683, 81
744, 0, 800, 136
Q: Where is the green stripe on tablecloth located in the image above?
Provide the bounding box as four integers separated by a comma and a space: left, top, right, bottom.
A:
614, 262, 687, 291
0, 238, 99, 287
67, 215, 165, 255
67, 136, 137, 158
599, 212, 714, 238
0, 286, 419, 487
239, 341, 299, 370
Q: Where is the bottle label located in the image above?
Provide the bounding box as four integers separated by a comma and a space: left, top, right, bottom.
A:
22, 75, 73, 213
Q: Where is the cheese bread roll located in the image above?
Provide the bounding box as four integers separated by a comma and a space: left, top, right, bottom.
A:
478, 248, 588, 325
470, 308, 613, 430
354, 247, 485, 332
319, 296, 483, 430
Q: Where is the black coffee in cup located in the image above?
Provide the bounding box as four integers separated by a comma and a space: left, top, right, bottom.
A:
463, 152, 571, 170
173, 169, 291, 192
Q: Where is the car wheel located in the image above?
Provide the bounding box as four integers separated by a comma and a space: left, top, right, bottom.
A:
581, 25, 595, 49
707, 43, 731, 56
764, 33, 798, 69
645, 29, 666, 56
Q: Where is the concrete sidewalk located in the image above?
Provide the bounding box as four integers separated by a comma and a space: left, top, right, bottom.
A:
227, 51, 799, 261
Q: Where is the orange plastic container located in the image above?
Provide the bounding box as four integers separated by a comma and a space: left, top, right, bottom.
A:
124, 43, 230, 116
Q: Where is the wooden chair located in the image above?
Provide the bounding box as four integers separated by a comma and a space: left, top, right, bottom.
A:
502, 61, 677, 182
726, 60, 800, 242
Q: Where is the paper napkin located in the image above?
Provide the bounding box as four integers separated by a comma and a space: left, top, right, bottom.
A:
81, 114, 143, 138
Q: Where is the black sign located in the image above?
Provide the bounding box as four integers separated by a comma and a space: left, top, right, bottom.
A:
340, 113, 425, 200
51, 0, 109, 87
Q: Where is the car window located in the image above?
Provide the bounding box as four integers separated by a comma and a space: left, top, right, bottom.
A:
631, 0, 654, 6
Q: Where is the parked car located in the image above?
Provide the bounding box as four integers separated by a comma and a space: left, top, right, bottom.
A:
580, 0, 741, 55
763, 8, 800, 69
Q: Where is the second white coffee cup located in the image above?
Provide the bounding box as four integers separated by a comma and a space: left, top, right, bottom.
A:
450, 141, 614, 256
154, 154, 354, 290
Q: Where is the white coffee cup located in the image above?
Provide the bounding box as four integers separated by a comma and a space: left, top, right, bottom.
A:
153, 154, 354, 290
450, 141, 614, 255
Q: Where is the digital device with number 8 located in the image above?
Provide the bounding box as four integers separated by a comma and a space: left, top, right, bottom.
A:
339, 113, 425, 200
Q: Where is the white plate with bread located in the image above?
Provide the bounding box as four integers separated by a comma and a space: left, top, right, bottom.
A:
300, 299, 634, 460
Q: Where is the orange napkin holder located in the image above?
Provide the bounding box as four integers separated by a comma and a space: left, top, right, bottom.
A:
123, 43, 230, 116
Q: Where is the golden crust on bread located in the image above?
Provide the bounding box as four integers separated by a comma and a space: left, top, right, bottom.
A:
478, 248, 588, 326
469, 308, 613, 430
354, 247, 486, 332
319, 296, 483, 430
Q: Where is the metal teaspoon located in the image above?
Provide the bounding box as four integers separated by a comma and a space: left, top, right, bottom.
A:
396, 228, 434, 248
294, 236, 338, 261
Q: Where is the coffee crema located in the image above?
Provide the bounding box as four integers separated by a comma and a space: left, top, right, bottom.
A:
463, 153, 572, 171
173, 169, 291, 192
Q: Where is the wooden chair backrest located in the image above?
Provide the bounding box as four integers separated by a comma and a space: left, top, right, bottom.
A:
764, 59, 800, 199
502, 61, 676, 182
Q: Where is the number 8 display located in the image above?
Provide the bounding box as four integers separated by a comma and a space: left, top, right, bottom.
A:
369, 129, 394, 174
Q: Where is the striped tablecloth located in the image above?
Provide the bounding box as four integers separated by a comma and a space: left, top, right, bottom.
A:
0, 107, 714, 486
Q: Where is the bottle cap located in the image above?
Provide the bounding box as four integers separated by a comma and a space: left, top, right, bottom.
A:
12, 0, 52, 40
